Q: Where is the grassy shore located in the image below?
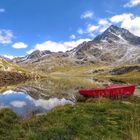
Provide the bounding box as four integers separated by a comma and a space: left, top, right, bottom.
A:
0, 96, 140, 140
0, 62, 140, 140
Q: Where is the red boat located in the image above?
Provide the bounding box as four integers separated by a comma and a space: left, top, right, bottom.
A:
79, 85, 135, 98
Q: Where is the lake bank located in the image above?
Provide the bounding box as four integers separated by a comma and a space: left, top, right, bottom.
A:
0, 70, 40, 87
0, 77, 139, 117
0, 75, 139, 139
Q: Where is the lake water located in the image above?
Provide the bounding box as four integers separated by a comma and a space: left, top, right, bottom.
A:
0, 77, 139, 117
0, 90, 74, 117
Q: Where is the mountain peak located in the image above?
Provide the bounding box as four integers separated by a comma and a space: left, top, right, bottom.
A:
107, 25, 120, 31
105, 25, 130, 36
26, 50, 52, 60
93, 25, 121, 42
93, 25, 140, 45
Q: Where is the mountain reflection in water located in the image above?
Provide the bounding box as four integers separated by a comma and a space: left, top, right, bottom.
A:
0, 77, 139, 117
0, 77, 100, 117
0, 90, 74, 117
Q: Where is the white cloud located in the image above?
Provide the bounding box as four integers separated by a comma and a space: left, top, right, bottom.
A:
77, 19, 111, 37
79, 13, 140, 37
26, 50, 35, 55
12, 42, 28, 49
70, 34, 76, 39
124, 0, 140, 7
110, 13, 133, 23
3, 90, 24, 95
0, 29, 13, 44
121, 17, 140, 36
32, 41, 67, 52
98, 19, 111, 32
77, 28, 84, 35
110, 13, 140, 36
63, 39, 90, 49
3, 54, 14, 59
3, 90, 14, 95
87, 24, 99, 33
79, 12, 140, 38
98, 19, 109, 26
81, 11, 94, 19
27, 39, 91, 54
26, 95, 74, 110
0, 8, 5, 13
10, 101, 27, 108
33, 98, 73, 110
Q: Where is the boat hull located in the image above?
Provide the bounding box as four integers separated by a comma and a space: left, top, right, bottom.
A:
79, 85, 135, 98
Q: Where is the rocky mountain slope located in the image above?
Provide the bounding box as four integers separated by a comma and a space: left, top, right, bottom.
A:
13, 50, 53, 64
12, 25, 140, 72
69, 25, 140, 64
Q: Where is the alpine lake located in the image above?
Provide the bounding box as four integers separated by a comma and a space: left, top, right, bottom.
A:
0, 76, 140, 140
0, 76, 140, 118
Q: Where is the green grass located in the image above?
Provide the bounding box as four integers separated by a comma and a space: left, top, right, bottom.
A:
111, 70, 140, 84
0, 96, 140, 140
0, 58, 40, 76
50, 63, 109, 76
98, 71, 140, 85
0, 109, 22, 140
0, 58, 25, 72
48, 64, 140, 86
0, 60, 140, 139
95, 65, 140, 85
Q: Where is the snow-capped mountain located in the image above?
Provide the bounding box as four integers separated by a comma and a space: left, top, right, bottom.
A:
69, 25, 140, 64
94, 25, 140, 45
13, 25, 140, 67
13, 50, 53, 64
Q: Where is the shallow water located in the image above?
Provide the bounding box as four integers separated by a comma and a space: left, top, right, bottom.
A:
0, 77, 97, 117
0, 77, 139, 117
0, 90, 73, 117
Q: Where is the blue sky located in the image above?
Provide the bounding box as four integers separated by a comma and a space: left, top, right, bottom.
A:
0, 0, 140, 58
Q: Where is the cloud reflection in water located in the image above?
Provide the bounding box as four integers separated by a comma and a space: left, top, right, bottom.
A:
0, 90, 74, 117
